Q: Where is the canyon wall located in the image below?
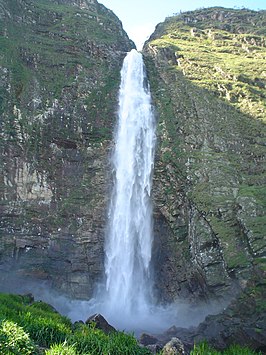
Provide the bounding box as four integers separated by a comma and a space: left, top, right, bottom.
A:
0, 3, 265, 347
144, 7, 266, 349
0, 0, 134, 297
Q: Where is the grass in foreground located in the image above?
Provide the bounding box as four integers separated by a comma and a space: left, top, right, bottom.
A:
191, 341, 262, 354
0, 293, 149, 354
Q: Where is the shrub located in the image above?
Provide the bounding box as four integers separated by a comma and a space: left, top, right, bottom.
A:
0, 319, 36, 355
0, 294, 151, 355
45, 342, 77, 355
191, 341, 220, 354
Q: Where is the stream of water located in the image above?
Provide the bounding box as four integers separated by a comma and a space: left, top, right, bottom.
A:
102, 48, 156, 327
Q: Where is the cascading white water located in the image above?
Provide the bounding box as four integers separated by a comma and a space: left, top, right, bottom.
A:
103, 49, 156, 324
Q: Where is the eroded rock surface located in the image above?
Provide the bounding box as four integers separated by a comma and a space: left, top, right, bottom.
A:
143, 7, 266, 350
0, 0, 134, 297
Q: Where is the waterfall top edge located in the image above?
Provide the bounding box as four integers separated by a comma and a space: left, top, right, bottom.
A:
128, 48, 141, 55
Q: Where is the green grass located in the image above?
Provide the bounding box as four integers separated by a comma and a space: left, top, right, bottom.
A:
148, 9, 266, 122
191, 341, 262, 354
0, 293, 151, 354
45, 342, 77, 355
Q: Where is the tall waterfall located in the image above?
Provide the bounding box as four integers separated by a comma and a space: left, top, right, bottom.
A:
62, 49, 180, 332
104, 49, 156, 324
45, 49, 213, 332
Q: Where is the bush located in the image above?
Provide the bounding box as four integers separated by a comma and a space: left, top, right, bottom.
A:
0, 294, 72, 348
0, 319, 36, 355
191, 341, 220, 354
45, 342, 77, 355
68, 323, 150, 355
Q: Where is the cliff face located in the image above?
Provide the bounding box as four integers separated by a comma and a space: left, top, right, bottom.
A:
0, 0, 134, 297
144, 7, 266, 349
1, 2, 266, 347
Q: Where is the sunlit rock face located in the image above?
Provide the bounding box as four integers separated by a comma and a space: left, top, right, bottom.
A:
55, 0, 97, 6
142, 6, 266, 350
144, 6, 266, 301
0, 0, 134, 297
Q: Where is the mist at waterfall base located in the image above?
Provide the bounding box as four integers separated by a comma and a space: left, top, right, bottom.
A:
0, 50, 230, 334
1, 274, 230, 335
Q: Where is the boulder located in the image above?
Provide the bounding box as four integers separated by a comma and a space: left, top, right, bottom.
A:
146, 343, 164, 354
139, 333, 159, 346
85, 313, 116, 334
162, 337, 185, 355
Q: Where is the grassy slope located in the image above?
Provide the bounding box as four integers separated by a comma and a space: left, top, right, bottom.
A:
0, 293, 150, 354
149, 7, 266, 121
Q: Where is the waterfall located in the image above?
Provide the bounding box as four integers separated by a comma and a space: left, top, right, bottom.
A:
63, 49, 182, 333
53, 49, 211, 333
103, 49, 156, 324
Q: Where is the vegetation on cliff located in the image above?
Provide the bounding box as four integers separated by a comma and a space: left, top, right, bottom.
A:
0, 0, 133, 298
144, 7, 266, 350
148, 7, 266, 121
1, 0, 133, 145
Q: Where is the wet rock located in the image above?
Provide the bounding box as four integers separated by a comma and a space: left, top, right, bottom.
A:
164, 325, 180, 338
194, 305, 266, 351
85, 313, 116, 334
139, 333, 159, 346
162, 337, 185, 355
146, 343, 164, 354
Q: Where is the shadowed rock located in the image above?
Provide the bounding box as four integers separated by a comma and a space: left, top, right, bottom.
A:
85, 313, 116, 334
139, 333, 159, 346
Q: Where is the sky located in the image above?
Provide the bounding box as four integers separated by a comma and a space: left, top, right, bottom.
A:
99, 0, 265, 49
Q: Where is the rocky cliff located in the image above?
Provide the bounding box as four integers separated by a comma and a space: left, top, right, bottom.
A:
0, 0, 134, 298
143, 7, 266, 350
1, 2, 266, 350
